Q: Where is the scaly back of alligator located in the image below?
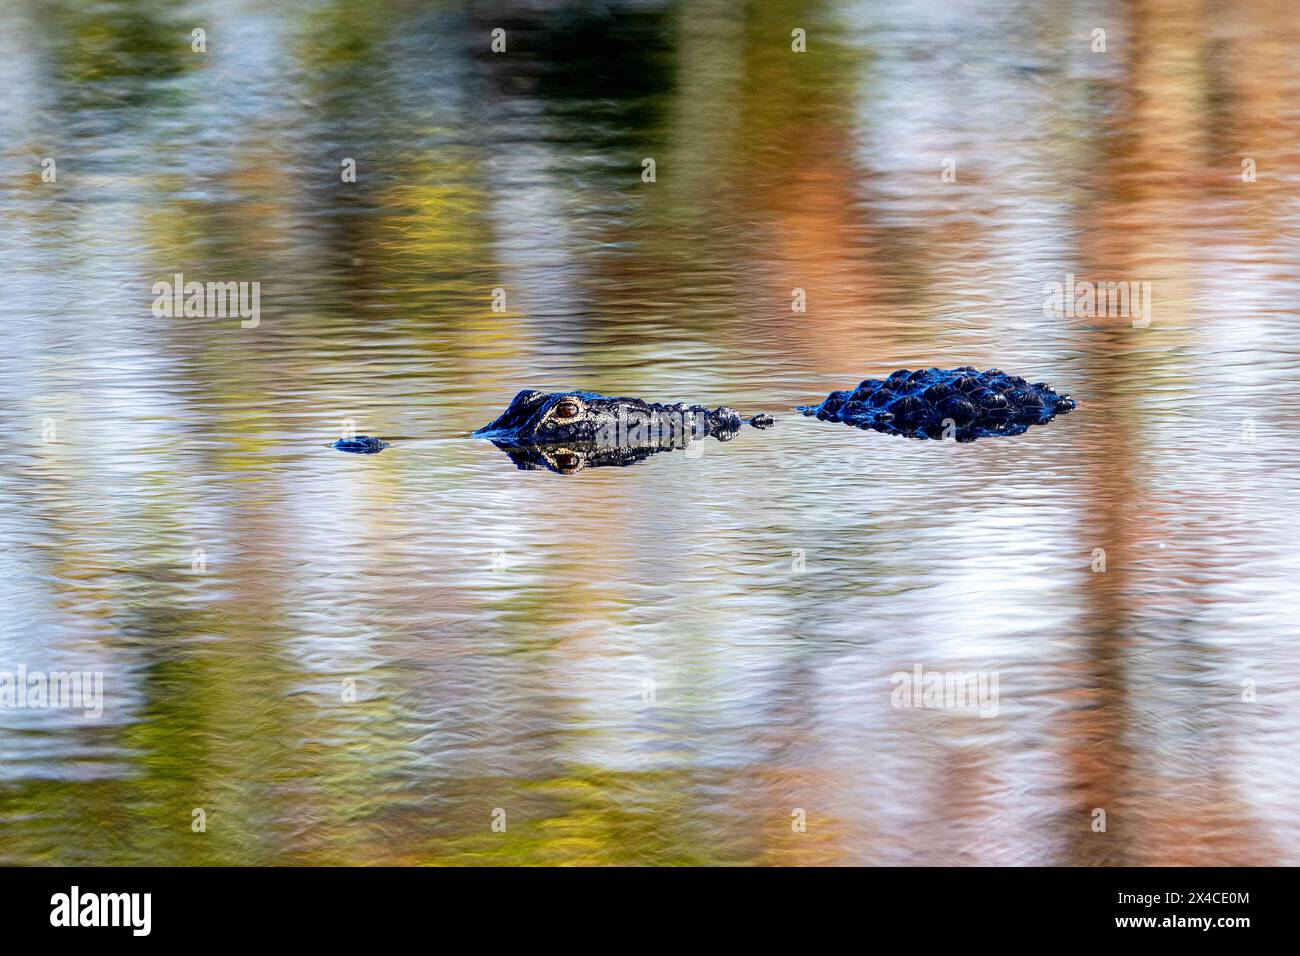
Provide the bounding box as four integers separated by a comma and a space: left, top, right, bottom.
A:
797, 367, 1075, 441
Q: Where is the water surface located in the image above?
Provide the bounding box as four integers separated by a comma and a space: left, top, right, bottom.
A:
1, 0, 1298, 865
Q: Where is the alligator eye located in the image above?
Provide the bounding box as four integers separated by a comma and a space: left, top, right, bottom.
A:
554, 453, 580, 472
554, 401, 579, 419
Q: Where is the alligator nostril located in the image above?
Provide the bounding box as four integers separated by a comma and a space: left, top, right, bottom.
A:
554, 401, 579, 419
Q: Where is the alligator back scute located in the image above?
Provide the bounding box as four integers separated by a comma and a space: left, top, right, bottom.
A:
797, 367, 1076, 441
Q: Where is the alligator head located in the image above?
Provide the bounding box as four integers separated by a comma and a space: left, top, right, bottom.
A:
474, 389, 774, 472
798, 367, 1075, 441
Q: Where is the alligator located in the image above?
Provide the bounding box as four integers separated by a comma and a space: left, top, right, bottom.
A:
339, 370, 1075, 467
797, 367, 1075, 441
473, 389, 774, 473
331, 435, 390, 454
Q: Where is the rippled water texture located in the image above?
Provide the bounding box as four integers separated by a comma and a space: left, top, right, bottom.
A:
1, 0, 1298, 865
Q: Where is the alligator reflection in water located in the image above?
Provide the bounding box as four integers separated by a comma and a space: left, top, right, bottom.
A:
475, 389, 774, 473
